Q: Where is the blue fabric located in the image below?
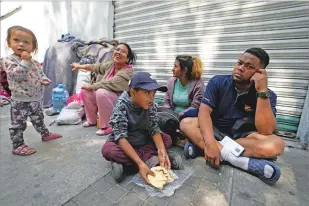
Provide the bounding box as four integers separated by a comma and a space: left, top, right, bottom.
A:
182, 108, 199, 118
57, 33, 75, 42
201, 75, 277, 135
129, 72, 167, 92
58, 33, 76, 42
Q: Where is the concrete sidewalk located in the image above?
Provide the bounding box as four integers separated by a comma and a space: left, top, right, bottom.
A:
0, 106, 308, 206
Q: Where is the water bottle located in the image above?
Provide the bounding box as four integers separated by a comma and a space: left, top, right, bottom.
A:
52, 84, 69, 112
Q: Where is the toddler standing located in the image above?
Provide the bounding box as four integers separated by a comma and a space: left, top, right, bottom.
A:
2, 26, 62, 156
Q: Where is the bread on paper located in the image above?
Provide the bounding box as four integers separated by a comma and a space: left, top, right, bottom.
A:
147, 166, 174, 189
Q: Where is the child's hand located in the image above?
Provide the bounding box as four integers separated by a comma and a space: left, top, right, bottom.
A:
138, 162, 155, 184
158, 149, 171, 169
81, 85, 93, 91
41, 79, 51, 86
21, 51, 32, 61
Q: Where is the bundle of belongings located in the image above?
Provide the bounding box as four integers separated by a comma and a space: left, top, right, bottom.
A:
43, 33, 118, 108
42, 34, 119, 125
0, 58, 11, 106
55, 101, 84, 125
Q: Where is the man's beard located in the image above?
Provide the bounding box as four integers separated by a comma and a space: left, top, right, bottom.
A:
233, 75, 250, 85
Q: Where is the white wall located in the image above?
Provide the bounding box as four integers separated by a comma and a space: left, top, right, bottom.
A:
1, 1, 114, 62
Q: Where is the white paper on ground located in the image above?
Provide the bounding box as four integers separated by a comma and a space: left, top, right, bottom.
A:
220, 136, 244, 157
132, 169, 192, 198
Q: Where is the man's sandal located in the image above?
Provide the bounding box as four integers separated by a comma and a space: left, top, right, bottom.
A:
12, 144, 37, 156
247, 158, 281, 185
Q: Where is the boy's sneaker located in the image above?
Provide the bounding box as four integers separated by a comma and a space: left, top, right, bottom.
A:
111, 162, 124, 183
184, 141, 197, 159
168, 151, 184, 170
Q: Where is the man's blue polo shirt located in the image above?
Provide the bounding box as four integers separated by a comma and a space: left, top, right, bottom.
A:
202, 75, 277, 135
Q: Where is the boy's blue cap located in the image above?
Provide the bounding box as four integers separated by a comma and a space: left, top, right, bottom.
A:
128, 72, 167, 92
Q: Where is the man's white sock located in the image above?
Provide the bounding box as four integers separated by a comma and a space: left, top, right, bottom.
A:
220, 146, 249, 170
220, 146, 274, 179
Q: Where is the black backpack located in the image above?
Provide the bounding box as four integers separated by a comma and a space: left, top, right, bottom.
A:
156, 106, 180, 145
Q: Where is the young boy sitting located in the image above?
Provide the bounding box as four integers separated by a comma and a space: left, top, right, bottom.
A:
102, 72, 183, 183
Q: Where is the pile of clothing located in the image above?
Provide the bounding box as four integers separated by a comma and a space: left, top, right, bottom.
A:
42, 33, 118, 108
0, 59, 11, 106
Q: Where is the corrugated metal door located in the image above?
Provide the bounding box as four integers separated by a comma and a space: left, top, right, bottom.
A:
114, 1, 309, 134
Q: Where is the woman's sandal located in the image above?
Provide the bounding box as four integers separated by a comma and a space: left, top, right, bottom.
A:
96, 127, 112, 136
12, 144, 37, 156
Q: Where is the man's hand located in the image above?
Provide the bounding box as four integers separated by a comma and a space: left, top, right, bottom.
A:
138, 162, 155, 184
71, 62, 86, 71
204, 140, 221, 168
158, 149, 171, 169
81, 85, 93, 91
41, 79, 51, 86
21, 51, 32, 61
250, 69, 268, 92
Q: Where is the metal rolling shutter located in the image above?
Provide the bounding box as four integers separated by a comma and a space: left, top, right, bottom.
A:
114, 1, 309, 134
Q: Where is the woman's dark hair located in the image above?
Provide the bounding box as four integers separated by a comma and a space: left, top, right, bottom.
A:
6, 25, 38, 54
176, 55, 203, 80
119, 42, 136, 65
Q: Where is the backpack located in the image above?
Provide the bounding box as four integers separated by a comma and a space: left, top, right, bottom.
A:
157, 106, 180, 145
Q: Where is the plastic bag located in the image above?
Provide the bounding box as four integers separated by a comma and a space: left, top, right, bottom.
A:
55, 102, 84, 125
132, 169, 192, 198
75, 70, 91, 94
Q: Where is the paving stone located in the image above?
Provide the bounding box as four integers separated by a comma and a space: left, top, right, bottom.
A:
104, 172, 115, 181
117, 193, 144, 206
192, 178, 230, 206
281, 148, 309, 206
231, 189, 266, 206
174, 184, 196, 202
298, 193, 309, 206
141, 200, 157, 206
216, 165, 234, 204
62, 200, 78, 206
184, 175, 202, 188
132, 185, 150, 200
198, 179, 217, 191
103, 185, 129, 204
92, 177, 116, 195
191, 158, 206, 178
119, 175, 136, 190
72, 186, 106, 205
192, 188, 229, 206
202, 169, 221, 184
168, 197, 196, 206
105, 171, 136, 190
231, 169, 276, 206
190, 157, 221, 178
250, 200, 266, 206
86, 195, 113, 206
147, 196, 173, 206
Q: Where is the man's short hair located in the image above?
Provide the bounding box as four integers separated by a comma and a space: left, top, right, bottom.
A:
244, 48, 270, 69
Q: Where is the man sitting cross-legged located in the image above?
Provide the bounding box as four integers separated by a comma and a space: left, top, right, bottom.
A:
180, 48, 285, 185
